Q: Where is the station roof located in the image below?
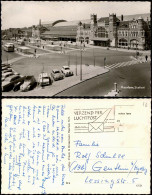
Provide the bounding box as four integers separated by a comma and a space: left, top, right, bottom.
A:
41, 13, 150, 28
42, 29, 77, 37
54, 19, 91, 27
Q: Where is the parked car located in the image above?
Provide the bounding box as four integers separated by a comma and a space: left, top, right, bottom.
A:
20, 76, 37, 92
2, 75, 25, 92
2, 63, 11, 67
2, 72, 14, 81
2, 66, 10, 71
61, 66, 74, 77
38, 72, 53, 86
51, 69, 64, 81
7, 43, 15, 47
2, 68, 13, 73
13, 79, 25, 91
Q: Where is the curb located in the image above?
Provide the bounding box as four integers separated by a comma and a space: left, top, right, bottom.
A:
53, 69, 109, 96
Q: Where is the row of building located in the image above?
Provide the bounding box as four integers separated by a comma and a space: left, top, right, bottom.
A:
40, 13, 151, 50
2, 13, 151, 50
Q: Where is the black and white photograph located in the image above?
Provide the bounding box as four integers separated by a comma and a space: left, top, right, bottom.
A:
1, 1, 151, 97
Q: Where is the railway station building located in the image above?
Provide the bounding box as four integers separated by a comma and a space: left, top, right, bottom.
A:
38, 13, 150, 50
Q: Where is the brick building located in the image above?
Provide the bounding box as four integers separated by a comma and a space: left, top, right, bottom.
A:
39, 13, 150, 50
77, 13, 151, 50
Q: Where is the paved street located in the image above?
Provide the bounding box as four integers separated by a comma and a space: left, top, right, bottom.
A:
56, 61, 151, 97
2, 42, 151, 97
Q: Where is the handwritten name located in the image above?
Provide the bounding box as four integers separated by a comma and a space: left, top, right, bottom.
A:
74, 140, 99, 147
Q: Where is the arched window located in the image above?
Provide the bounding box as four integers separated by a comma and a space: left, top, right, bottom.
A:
130, 39, 139, 48
85, 37, 89, 44
79, 37, 84, 43
119, 38, 128, 46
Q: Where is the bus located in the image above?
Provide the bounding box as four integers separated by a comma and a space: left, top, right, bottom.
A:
3, 43, 14, 52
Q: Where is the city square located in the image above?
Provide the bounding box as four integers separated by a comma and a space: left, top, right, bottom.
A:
1, 1, 151, 97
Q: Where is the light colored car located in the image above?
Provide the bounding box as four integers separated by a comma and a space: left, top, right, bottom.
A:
2, 75, 25, 92
2, 68, 13, 73
2, 72, 14, 81
7, 43, 14, 47
51, 69, 64, 81
20, 76, 37, 92
2, 63, 11, 67
38, 72, 53, 86
61, 66, 74, 77
2, 66, 10, 71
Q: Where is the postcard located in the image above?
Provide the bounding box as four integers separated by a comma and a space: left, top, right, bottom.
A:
1, 98, 151, 194
1, 1, 151, 97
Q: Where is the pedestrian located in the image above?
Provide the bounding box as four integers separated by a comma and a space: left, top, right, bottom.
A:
34, 49, 37, 57
104, 57, 106, 68
145, 55, 148, 62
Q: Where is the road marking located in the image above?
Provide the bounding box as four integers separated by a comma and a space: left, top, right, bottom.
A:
105, 60, 139, 70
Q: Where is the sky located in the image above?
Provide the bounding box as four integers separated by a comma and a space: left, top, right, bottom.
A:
1, 1, 151, 30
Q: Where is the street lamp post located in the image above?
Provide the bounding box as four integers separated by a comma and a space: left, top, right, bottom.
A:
76, 54, 77, 76
136, 40, 138, 58
104, 57, 106, 68
80, 44, 82, 81
61, 45, 62, 54
41, 65, 44, 89
68, 54, 70, 66
93, 48, 95, 66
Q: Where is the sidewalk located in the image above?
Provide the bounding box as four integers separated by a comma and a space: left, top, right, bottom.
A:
87, 44, 151, 55
3, 65, 109, 96
2, 56, 26, 64
26, 44, 80, 54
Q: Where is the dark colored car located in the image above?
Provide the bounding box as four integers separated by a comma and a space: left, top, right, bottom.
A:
2, 68, 13, 73
2, 63, 11, 67
2, 72, 14, 81
2, 66, 10, 71
2, 75, 25, 92
20, 76, 37, 92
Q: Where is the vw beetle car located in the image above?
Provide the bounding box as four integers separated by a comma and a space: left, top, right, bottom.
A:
51, 69, 64, 81
61, 66, 73, 77
20, 76, 37, 92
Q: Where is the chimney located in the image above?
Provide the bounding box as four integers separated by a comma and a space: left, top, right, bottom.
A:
121, 15, 123, 21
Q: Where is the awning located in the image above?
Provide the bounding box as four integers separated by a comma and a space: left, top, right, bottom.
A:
91, 37, 109, 41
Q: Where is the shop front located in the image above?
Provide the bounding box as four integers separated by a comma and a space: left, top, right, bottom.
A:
91, 37, 110, 47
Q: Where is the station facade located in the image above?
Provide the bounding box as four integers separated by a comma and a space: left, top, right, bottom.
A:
37, 13, 150, 50
77, 13, 151, 50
